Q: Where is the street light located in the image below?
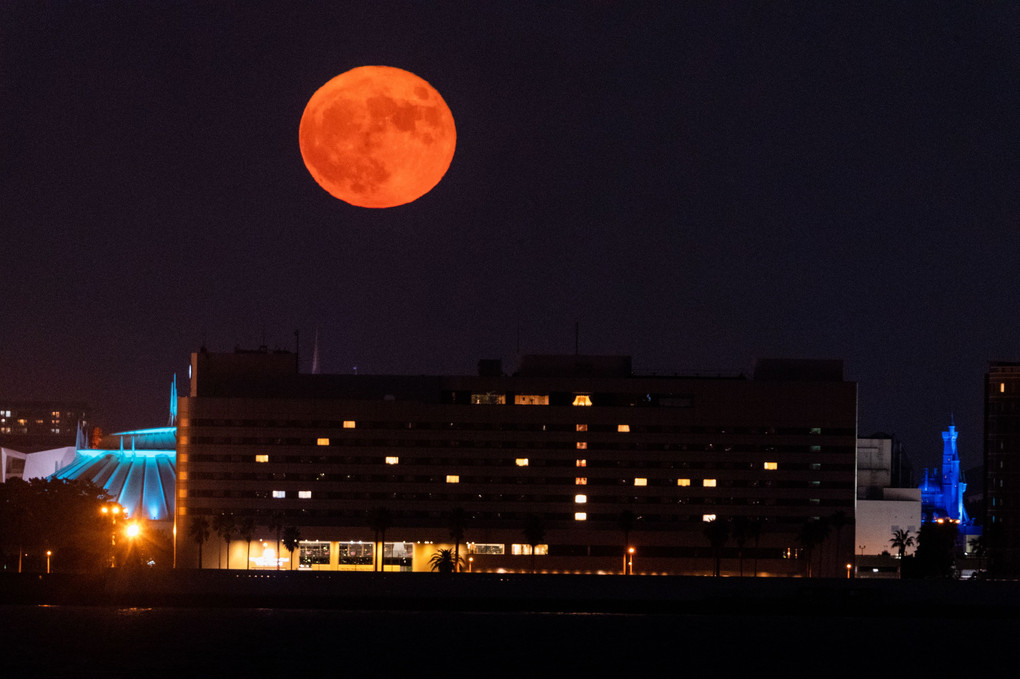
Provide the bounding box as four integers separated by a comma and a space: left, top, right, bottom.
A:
846, 563, 852, 579
46, 550, 52, 574
628, 547, 635, 575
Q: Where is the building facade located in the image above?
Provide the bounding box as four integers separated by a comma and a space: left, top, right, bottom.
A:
176, 350, 857, 575
985, 362, 1020, 577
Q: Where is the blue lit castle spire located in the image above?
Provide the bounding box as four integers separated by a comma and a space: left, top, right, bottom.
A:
919, 420, 969, 525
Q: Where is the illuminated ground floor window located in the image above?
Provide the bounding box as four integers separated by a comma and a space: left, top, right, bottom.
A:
511, 543, 548, 556
339, 542, 373, 565
299, 541, 330, 567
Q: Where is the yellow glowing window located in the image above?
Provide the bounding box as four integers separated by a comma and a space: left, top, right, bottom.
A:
179, 471, 188, 481
178, 454, 188, 463
178, 489, 187, 498
574, 512, 587, 521
255, 454, 269, 463
515, 394, 549, 405
634, 478, 647, 486
178, 435, 188, 444
446, 475, 460, 484
703, 479, 717, 487
1001, 383, 1006, 393
298, 490, 312, 499
317, 438, 330, 446
575, 494, 587, 503
512, 544, 548, 555
764, 462, 778, 470
703, 514, 717, 522
576, 441, 587, 449
576, 423, 588, 432
677, 478, 691, 487
575, 477, 587, 485
617, 424, 630, 432
385, 456, 399, 465
343, 420, 357, 429
576, 459, 587, 468
572, 394, 592, 406
515, 458, 529, 467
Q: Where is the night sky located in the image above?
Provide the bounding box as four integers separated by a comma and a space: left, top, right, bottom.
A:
2, 2, 1017, 472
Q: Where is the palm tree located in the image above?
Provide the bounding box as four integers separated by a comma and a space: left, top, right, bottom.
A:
522, 514, 546, 573
367, 507, 393, 572
447, 507, 468, 573
703, 518, 729, 577
282, 525, 301, 570
890, 528, 915, 560
747, 518, 763, 577
212, 513, 235, 569
429, 548, 459, 574
187, 516, 210, 569
732, 516, 750, 577
797, 518, 830, 577
238, 516, 256, 570
618, 510, 637, 574
268, 512, 285, 571
829, 510, 850, 571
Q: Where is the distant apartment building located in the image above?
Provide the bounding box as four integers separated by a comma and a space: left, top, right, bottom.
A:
0, 401, 89, 481
985, 362, 1020, 577
176, 349, 858, 575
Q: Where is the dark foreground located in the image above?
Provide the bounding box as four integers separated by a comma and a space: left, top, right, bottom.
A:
2, 568, 1020, 615
2, 572, 1017, 677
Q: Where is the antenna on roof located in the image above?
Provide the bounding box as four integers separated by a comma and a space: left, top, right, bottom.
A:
168, 374, 178, 426
312, 327, 321, 375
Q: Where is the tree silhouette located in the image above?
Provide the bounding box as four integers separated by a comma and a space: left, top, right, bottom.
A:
889, 528, 915, 559
367, 506, 392, 572
797, 518, 830, 577
188, 516, 210, 569
731, 516, 751, 577
618, 510, 637, 574
238, 516, 256, 570
829, 510, 850, 571
268, 512, 285, 571
429, 548, 459, 574
282, 525, 301, 570
703, 518, 729, 577
522, 514, 546, 573
212, 512, 236, 569
447, 507, 468, 573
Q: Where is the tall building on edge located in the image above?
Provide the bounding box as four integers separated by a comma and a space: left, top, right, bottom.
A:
985, 362, 1020, 577
176, 349, 857, 575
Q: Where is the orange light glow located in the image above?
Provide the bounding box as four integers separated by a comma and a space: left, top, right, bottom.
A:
299, 66, 456, 208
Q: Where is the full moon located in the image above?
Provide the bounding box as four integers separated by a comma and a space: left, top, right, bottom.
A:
299, 66, 456, 208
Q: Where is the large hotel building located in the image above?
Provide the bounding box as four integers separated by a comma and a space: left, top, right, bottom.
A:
176, 349, 857, 576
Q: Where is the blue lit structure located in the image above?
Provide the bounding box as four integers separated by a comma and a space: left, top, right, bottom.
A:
919, 422, 969, 525
51, 426, 176, 521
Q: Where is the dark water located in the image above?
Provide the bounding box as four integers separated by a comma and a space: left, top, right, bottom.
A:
1, 605, 1007, 677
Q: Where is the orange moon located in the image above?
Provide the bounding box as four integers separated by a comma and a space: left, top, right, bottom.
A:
299, 66, 456, 208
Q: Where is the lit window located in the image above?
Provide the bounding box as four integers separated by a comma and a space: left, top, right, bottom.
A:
317, 438, 330, 446
446, 475, 460, 484
515, 458, 529, 467
764, 462, 778, 470
574, 512, 587, 521
255, 454, 269, 463
575, 494, 587, 503
703, 514, 717, 522
703, 479, 717, 487
575, 477, 587, 485
634, 478, 647, 486
677, 478, 691, 487
576, 441, 587, 449
512, 544, 549, 556
179, 471, 188, 481
1001, 383, 1006, 393
298, 490, 312, 499
572, 395, 592, 407
576, 459, 587, 468
272, 490, 285, 499
385, 456, 399, 465
472, 392, 505, 405
343, 420, 357, 429
576, 423, 588, 432
515, 394, 549, 405
617, 424, 630, 432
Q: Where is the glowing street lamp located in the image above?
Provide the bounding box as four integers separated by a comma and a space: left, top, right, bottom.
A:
627, 547, 636, 575
46, 550, 52, 574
